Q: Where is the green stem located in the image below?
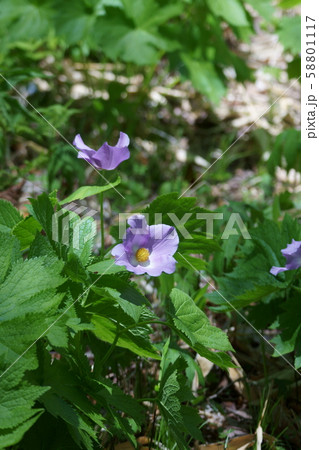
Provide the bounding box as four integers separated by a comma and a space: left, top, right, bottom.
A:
97, 320, 170, 373
100, 192, 104, 257
99, 331, 120, 369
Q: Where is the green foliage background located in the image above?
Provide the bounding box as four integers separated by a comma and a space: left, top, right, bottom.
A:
0, 0, 301, 448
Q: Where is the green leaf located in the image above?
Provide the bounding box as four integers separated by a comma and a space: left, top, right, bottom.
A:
157, 355, 203, 448
206, 220, 292, 312
93, 378, 145, 425
0, 384, 48, 430
244, 0, 275, 21
98, 0, 182, 64
0, 233, 21, 283
93, 273, 150, 306
267, 129, 301, 175
0, 412, 43, 448
63, 253, 90, 284
278, 0, 300, 8
0, 0, 52, 44
181, 54, 226, 104
53, 0, 96, 44
67, 215, 96, 266
29, 193, 55, 239
0, 257, 64, 312
270, 294, 301, 360
175, 252, 207, 271
209, 281, 284, 312
91, 313, 160, 360
0, 200, 96, 448
0, 354, 47, 446
169, 288, 233, 352
0, 199, 22, 233
42, 393, 98, 443
12, 216, 42, 250
87, 259, 126, 275
179, 235, 221, 254
207, 0, 249, 27
287, 56, 301, 79
121, 0, 182, 28
277, 16, 301, 55
60, 178, 121, 205
159, 365, 183, 424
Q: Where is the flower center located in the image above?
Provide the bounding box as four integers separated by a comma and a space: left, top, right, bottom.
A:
135, 248, 150, 262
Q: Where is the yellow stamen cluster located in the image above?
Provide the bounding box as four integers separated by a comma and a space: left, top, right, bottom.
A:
135, 248, 150, 263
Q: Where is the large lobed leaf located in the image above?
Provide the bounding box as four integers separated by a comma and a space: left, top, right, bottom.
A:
169, 289, 234, 369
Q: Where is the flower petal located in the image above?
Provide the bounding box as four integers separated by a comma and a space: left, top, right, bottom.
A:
281, 239, 301, 270
123, 228, 152, 259
111, 243, 126, 258
94, 143, 130, 170
73, 134, 95, 152
270, 266, 288, 276
116, 131, 130, 148
281, 239, 301, 257
145, 254, 177, 276
73, 134, 98, 165
149, 224, 179, 256
111, 243, 145, 273
127, 214, 149, 231
115, 256, 147, 273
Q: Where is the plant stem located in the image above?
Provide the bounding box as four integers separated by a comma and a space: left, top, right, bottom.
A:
96, 320, 169, 374
99, 331, 120, 370
100, 192, 104, 257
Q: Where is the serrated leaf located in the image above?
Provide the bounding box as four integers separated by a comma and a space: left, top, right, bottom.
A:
159, 368, 183, 423
29, 192, 55, 239
157, 356, 203, 448
0, 411, 43, 448
68, 216, 96, 266
0, 257, 64, 311
64, 252, 90, 284
0, 199, 22, 232
29, 232, 57, 261
42, 393, 98, 442
169, 288, 233, 351
12, 216, 42, 250
0, 351, 48, 444
0, 385, 49, 429
0, 233, 21, 283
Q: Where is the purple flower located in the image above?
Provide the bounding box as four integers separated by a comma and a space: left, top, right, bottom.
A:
111, 214, 179, 276
270, 239, 301, 276
73, 132, 130, 170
